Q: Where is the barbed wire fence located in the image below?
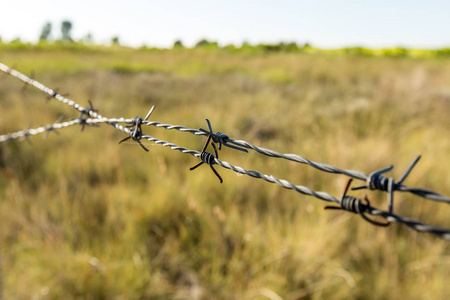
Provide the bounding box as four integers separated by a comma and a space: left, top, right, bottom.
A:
1, 61, 450, 241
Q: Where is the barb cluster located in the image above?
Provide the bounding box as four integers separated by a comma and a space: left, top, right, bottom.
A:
190, 124, 223, 183
1, 62, 449, 241
118, 107, 155, 152
325, 179, 389, 227
73, 100, 100, 131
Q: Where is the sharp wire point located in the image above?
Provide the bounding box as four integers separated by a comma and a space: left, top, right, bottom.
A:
398, 155, 422, 185
145, 105, 156, 121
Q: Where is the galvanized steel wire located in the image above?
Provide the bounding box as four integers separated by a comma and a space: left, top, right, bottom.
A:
1, 62, 449, 240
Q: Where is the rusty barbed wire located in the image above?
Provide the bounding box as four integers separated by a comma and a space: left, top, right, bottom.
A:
1, 62, 449, 240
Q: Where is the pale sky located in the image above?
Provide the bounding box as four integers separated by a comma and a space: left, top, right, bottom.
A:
1, 0, 449, 48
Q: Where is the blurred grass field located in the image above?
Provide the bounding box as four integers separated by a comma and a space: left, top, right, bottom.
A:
0, 47, 450, 299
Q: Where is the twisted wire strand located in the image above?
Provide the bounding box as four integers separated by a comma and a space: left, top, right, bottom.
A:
141, 120, 368, 180
395, 186, 449, 203
211, 157, 339, 203
137, 132, 339, 204
365, 206, 450, 240
0, 118, 132, 143
141, 120, 450, 205
138, 133, 450, 240
0, 63, 95, 116
0, 62, 132, 136
142, 120, 207, 136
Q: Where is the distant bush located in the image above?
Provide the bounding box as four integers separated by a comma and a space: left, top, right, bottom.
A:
0, 39, 99, 53
435, 48, 450, 56
173, 40, 184, 49
250, 42, 304, 53
195, 39, 209, 47
341, 47, 374, 56
61, 20, 73, 42
222, 44, 239, 52
39, 22, 52, 41
1, 37, 449, 58
382, 47, 409, 57
0, 39, 32, 50
195, 39, 219, 49
111, 36, 120, 46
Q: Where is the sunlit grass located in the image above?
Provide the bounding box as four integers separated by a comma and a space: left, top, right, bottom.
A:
0, 48, 449, 299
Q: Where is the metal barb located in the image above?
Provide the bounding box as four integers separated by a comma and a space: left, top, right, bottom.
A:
46, 89, 59, 101
46, 89, 69, 102
46, 89, 58, 101
398, 155, 421, 185
22, 70, 35, 91
190, 132, 223, 183
325, 179, 390, 227
353, 156, 421, 192
351, 155, 422, 213
74, 100, 100, 131
118, 116, 149, 152
21, 127, 33, 145
199, 119, 248, 153
352, 165, 393, 191
144, 105, 156, 121
43, 116, 64, 139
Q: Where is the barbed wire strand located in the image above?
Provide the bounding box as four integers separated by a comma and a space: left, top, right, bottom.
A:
0, 118, 132, 143
1, 61, 449, 205
2, 120, 449, 239
139, 119, 450, 205
140, 119, 370, 180
1, 62, 449, 240
135, 132, 450, 240
0, 62, 134, 137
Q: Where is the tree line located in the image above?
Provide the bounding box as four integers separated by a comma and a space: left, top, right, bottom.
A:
1, 20, 449, 57
34, 20, 308, 50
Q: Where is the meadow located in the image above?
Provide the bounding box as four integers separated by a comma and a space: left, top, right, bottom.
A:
0, 46, 449, 299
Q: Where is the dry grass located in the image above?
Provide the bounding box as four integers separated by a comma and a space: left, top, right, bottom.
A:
0, 48, 450, 299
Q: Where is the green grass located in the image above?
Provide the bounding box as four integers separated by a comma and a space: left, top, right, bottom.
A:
1, 47, 450, 299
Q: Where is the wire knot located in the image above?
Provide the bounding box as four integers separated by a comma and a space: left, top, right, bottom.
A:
118, 106, 156, 152
81, 106, 94, 118
352, 156, 421, 213
72, 100, 99, 131
211, 132, 229, 149
325, 179, 390, 227
199, 119, 248, 153
46, 88, 68, 102
200, 151, 216, 165
367, 172, 390, 191
43, 116, 64, 139
119, 116, 148, 151
22, 129, 32, 144
129, 117, 144, 139
340, 195, 364, 213
190, 123, 223, 183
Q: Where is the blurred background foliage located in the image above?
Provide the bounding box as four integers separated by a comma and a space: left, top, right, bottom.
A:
0, 44, 450, 299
